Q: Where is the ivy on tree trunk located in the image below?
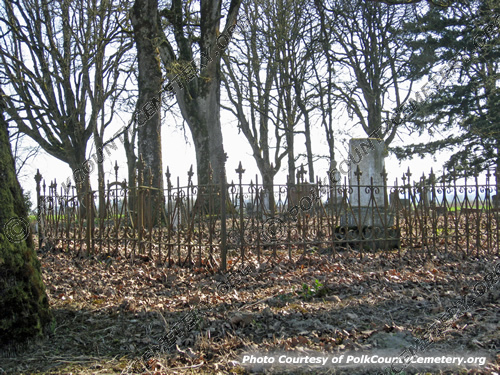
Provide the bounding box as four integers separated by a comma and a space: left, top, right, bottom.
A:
0, 102, 52, 347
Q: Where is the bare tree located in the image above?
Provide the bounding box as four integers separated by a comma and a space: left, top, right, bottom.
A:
314, 0, 419, 145
155, 0, 242, 186
222, 0, 285, 211
90, 0, 135, 219
310, 5, 339, 174
222, 0, 317, 209
0, 0, 133, 208
272, 2, 300, 186
288, 0, 321, 183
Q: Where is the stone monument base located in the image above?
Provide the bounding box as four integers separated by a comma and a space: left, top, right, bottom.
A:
340, 206, 395, 228
334, 226, 401, 251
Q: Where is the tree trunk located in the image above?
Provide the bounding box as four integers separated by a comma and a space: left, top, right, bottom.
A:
92, 132, 106, 220
131, 0, 164, 193
300, 103, 315, 183
0, 104, 52, 347
68, 157, 92, 219
123, 127, 137, 224
262, 168, 276, 215
131, 0, 165, 228
287, 127, 295, 185
178, 92, 226, 187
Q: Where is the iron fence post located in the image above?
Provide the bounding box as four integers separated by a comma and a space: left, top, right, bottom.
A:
220, 153, 228, 272
35, 169, 43, 249
236, 162, 246, 266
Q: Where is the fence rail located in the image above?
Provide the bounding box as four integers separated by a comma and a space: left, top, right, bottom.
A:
34, 165, 500, 271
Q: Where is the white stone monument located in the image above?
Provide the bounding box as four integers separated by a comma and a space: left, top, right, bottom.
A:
345, 138, 394, 229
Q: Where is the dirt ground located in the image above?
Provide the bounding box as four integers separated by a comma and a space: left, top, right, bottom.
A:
0, 246, 499, 374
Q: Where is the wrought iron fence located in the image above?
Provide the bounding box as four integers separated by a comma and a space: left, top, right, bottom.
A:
34, 163, 500, 271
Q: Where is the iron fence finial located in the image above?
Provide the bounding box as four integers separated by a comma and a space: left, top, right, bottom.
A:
354, 165, 362, 183
236, 162, 245, 180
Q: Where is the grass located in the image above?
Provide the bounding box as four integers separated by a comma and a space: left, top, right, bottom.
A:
435, 203, 494, 212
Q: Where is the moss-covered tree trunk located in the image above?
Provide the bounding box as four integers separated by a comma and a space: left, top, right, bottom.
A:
0, 102, 52, 347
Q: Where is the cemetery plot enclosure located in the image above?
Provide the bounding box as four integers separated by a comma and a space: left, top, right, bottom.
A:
34, 165, 500, 271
